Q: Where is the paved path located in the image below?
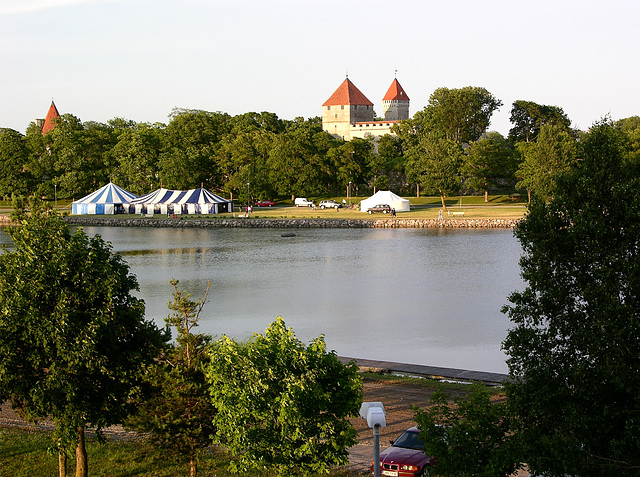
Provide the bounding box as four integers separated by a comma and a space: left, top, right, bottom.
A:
339, 356, 509, 385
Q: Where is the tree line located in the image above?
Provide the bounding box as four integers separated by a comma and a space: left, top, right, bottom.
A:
2, 87, 638, 205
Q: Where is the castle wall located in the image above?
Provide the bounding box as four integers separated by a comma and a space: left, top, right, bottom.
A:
383, 100, 410, 121
323, 104, 375, 140
349, 121, 399, 140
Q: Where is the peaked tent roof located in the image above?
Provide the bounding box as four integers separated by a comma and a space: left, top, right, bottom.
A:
72, 182, 138, 205
383, 79, 410, 101
323, 78, 374, 107
129, 187, 231, 205
41, 101, 60, 135
360, 190, 410, 213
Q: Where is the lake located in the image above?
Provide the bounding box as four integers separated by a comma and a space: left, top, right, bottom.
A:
0, 225, 524, 374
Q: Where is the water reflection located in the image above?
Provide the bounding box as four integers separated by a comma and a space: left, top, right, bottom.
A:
0, 225, 523, 374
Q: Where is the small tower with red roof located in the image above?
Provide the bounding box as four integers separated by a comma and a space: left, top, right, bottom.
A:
382, 78, 410, 121
322, 77, 375, 140
40, 101, 60, 135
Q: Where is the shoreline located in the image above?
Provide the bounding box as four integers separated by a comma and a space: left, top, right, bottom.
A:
63, 216, 520, 229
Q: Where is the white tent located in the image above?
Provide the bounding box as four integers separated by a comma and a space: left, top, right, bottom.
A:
72, 182, 138, 215
359, 190, 410, 213
126, 187, 233, 215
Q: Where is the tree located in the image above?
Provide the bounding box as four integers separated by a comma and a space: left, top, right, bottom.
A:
461, 132, 516, 202
0, 204, 168, 477
426, 86, 503, 145
110, 124, 163, 195
414, 386, 518, 477
0, 128, 31, 199
370, 134, 405, 192
327, 138, 374, 195
405, 131, 463, 210
160, 109, 232, 191
515, 123, 578, 202
206, 317, 362, 476
614, 115, 640, 161
508, 100, 571, 144
127, 280, 216, 477
45, 113, 102, 198
502, 120, 640, 476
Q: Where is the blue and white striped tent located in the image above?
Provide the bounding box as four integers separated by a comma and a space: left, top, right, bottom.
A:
72, 182, 138, 215
126, 187, 233, 215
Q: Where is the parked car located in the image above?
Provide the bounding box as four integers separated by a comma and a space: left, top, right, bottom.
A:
294, 198, 314, 207
319, 200, 341, 209
255, 200, 275, 207
367, 204, 392, 214
374, 426, 432, 476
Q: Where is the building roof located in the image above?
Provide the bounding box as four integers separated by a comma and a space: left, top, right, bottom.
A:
41, 101, 60, 135
323, 78, 374, 107
383, 78, 410, 101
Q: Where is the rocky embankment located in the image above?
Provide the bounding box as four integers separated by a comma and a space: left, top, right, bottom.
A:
64, 216, 519, 229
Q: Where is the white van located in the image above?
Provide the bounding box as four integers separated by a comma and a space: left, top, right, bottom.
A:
295, 198, 314, 207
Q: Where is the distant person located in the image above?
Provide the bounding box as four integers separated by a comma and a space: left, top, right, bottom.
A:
438, 209, 443, 220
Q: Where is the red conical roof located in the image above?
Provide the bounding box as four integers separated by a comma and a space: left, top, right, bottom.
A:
383, 79, 410, 101
41, 101, 60, 135
323, 78, 373, 107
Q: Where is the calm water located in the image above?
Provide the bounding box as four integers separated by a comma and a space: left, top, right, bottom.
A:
0, 226, 523, 374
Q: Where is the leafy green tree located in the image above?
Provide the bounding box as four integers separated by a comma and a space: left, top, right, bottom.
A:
45, 113, 103, 198
217, 129, 274, 202
508, 100, 571, 144
127, 279, 216, 477
502, 120, 640, 476
425, 86, 503, 145
370, 134, 405, 192
0, 205, 168, 477
405, 131, 463, 210
461, 132, 516, 202
160, 109, 232, 191
110, 123, 163, 195
206, 317, 362, 476
327, 138, 374, 196
414, 386, 518, 477
515, 123, 578, 202
615, 115, 640, 161
0, 128, 31, 199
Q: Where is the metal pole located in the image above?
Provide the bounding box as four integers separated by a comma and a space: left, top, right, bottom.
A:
373, 423, 381, 477
54, 184, 57, 209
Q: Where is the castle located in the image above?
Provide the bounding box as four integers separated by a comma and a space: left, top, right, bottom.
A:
322, 77, 410, 141
35, 100, 60, 135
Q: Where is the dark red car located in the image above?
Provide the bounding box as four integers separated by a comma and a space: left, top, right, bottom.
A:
255, 200, 275, 207
373, 426, 433, 476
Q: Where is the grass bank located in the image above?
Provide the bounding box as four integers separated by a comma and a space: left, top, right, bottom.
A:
9, 195, 525, 223
0, 427, 366, 477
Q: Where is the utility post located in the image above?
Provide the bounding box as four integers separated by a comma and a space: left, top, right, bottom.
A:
360, 402, 386, 477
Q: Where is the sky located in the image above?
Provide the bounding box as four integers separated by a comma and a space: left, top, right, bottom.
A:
1, 0, 639, 136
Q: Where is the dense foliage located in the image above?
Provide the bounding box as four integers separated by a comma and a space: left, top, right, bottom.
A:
127, 280, 216, 477
206, 317, 362, 476
503, 119, 640, 475
0, 204, 168, 477
414, 386, 517, 477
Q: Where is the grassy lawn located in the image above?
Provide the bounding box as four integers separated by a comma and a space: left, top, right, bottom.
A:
0, 427, 366, 477
0, 195, 527, 223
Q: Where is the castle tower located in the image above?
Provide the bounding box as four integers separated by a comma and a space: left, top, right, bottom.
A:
41, 101, 60, 135
322, 78, 374, 140
382, 78, 410, 121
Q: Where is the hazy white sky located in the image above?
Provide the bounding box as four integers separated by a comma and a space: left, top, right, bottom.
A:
1, 0, 638, 135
